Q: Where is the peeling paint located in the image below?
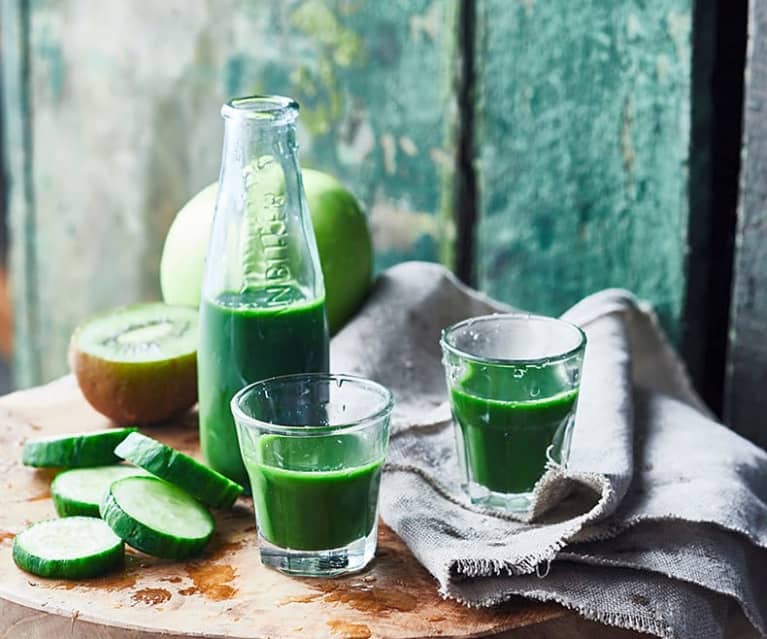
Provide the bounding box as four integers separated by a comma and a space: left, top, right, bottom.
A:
337, 109, 375, 165
626, 14, 643, 39
380, 133, 397, 175
409, 1, 441, 42
399, 136, 418, 156
430, 147, 452, 170
286, 1, 369, 140
290, 0, 363, 67
289, 63, 341, 136
370, 196, 440, 251
656, 54, 671, 81
590, 31, 612, 48
621, 97, 636, 176
666, 10, 691, 59
517, 0, 535, 16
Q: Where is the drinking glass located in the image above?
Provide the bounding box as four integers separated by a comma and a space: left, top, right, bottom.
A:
441, 314, 586, 513
231, 373, 393, 576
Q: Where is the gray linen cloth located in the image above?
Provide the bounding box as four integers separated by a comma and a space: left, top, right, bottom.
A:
331, 262, 767, 639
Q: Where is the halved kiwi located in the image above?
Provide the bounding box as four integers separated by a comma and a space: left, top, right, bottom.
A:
69, 303, 198, 425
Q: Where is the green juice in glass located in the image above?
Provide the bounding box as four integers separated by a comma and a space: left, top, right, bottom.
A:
451, 386, 578, 494
442, 314, 585, 512
198, 287, 328, 486
449, 362, 579, 494
243, 434, 382, 551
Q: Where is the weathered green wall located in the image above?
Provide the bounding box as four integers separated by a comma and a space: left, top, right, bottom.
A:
473, 0, 693, 334
2, 0, 459, 386
3, 0, 703, 389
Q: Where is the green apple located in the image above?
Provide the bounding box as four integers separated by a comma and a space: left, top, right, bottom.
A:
303, 169, 373, 334
159, 169, 373, 334
159, 183, 218, 308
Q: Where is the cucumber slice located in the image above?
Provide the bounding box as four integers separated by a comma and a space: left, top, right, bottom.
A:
22, 427, 138, 468
101, 476, 214, 559
114, 432, 243, 508
12, 517, 124, 579
51, 465, 150, 517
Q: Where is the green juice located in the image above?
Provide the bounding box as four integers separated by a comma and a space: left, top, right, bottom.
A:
451, 371, 578, 494
243, 434, 382, 551
198, 287, 328, 486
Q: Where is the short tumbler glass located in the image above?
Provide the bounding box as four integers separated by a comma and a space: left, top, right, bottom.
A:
231, 373, 393, 577
441, 314, 586, 513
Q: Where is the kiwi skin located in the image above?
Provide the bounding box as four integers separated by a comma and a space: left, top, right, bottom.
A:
69, 341, 197, 426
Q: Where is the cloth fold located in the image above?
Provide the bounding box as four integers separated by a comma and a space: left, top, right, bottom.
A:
331, 262, 767, 639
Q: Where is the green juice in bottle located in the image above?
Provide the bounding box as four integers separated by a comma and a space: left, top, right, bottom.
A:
198, 96, 329, 487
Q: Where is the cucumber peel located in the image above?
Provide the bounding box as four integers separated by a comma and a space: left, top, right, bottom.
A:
51, 465, 150, 517
12, 517, 124, 579
114, 432, 243, 508
22, 428, 138, 468
101, 476, 214, 559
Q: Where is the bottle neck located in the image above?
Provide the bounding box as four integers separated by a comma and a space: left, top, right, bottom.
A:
214, 120, 316, 299
205, 96, 324, 306
218, 94, 301, 181
221, 119, 297, 170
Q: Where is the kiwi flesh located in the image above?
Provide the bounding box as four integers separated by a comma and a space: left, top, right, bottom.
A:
70, 303, 198, 425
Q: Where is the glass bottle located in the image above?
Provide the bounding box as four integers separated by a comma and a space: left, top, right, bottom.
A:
198, 95, 329, 486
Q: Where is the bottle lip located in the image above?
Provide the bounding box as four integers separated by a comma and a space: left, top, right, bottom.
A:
221, 94, 299, 125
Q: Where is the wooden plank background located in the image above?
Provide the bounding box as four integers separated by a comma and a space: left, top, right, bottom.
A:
2, 0, 763, 440
1, 0, 458, 386
472, 0, 693, 337
725, 0, 767, 446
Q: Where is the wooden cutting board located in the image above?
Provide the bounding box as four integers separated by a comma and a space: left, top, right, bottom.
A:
0, 376, 563, 639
